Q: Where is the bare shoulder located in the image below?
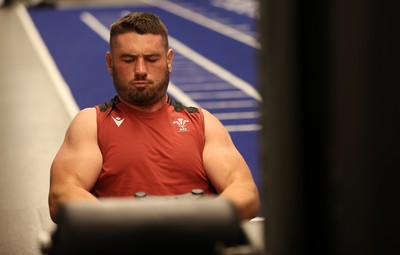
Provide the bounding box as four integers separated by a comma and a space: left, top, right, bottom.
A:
201, 108, 231, 141
202, 108, 224, 130
72, 107, 96, 123
65, 107, 97, 142
201, 108, 215, 121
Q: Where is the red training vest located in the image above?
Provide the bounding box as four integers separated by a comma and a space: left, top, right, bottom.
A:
91, 96, 215, 197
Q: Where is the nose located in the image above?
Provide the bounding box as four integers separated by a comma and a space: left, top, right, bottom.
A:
134, 58, 147, 78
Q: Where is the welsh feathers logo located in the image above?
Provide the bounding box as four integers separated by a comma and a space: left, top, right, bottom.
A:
173, 118, 189, 132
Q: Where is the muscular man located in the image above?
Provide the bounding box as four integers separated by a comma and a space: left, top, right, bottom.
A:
49, 12, 260, 223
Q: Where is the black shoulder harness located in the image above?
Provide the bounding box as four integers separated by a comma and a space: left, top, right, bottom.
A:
97, 96, 199, 113
97, 96, 120, 112
169, 97, 199, 113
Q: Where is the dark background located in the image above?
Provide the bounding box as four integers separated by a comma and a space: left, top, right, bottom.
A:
260, 0, 400, 254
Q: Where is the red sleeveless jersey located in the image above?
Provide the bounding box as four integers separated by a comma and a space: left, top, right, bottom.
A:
91, 96, 215, 197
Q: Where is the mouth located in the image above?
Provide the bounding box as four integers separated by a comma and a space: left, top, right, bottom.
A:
131, 81, 150, 88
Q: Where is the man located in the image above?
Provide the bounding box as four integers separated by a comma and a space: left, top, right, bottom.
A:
48, 12, 260, 223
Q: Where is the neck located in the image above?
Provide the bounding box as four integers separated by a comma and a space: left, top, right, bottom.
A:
119, 94, 169, 112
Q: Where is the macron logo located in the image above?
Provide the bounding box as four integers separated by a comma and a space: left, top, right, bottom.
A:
112, 116, 125, 127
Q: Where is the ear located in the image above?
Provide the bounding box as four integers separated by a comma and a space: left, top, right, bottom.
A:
166, 48, 174, 73
105, 51, 113, 76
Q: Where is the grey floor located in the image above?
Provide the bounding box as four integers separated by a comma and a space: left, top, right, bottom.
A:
0, 4, 68, 255
0, 1, 139, 254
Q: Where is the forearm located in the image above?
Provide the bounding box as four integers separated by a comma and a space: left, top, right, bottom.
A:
49, 184, 98, 223
218, 182, 260, 221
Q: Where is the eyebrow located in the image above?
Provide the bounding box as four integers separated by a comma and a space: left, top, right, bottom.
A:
119, 53, 135, 58
119, 53, 161, 58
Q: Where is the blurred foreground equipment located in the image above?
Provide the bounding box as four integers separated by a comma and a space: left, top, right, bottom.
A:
40, 197, 265, 255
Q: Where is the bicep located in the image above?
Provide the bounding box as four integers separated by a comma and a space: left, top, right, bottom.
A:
202, 110, 253, 193
50, 108, 102, 192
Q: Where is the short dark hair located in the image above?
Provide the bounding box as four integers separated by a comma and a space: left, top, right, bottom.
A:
109, 12, 169, 49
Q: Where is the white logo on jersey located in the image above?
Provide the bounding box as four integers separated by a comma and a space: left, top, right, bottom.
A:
112, 116, 125, 127
173, 118, 189, 132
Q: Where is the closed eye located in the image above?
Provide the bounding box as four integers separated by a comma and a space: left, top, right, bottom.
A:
122, 59, 134, 63
146, 55, 160, 63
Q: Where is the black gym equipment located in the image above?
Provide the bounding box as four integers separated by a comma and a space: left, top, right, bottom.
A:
40, 191, 264, 255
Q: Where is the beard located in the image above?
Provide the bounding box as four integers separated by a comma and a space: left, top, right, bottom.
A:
112, 68, 170, 106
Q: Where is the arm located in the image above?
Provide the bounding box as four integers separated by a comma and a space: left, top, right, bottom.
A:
48, 107, 103, 223
202, 109, 261, 221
